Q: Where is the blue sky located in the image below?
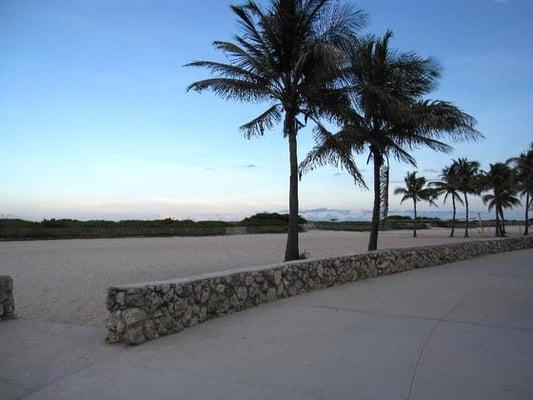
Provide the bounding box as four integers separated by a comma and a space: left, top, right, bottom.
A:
1, 0, 532, 221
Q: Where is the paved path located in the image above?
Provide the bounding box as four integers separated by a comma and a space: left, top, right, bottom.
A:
1, 249, 532, 400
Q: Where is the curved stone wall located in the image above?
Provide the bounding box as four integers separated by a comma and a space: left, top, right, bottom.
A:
106, 236, 533, 345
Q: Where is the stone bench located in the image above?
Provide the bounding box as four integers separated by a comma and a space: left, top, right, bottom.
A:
106, 236, 533, 345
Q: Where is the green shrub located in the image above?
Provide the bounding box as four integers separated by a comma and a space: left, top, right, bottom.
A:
240, 213, 307, 226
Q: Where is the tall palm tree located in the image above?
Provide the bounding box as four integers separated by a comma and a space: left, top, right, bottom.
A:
300, 32, 480, 251
481, 163, 520, 237
430, 164, 463, 237
507, 144, 533, 235
453, 158, 481, 238
394, 172, 438, 237
186, 0, 366, 261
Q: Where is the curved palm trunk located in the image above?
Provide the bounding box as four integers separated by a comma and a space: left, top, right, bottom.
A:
413, 199, 417, 238
525, 192, 530, 236
499, 206, 506, 237
380, 163, 390, 221
368, 152, 383, 251
494, 204, 501, 237
464, 192, 469, 238
284, 112, 300, 261
450, 195, 456, 237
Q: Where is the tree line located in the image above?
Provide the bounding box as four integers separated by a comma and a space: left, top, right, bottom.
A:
0, 213, 302, 240
186, 0, 529, 260
394, 146, 533, 238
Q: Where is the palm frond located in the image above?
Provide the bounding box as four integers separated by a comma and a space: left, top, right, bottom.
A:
394, 187, 408, 195
408, 100, 482, 142
240, 104, 282, 138
211, 41, 269, 75
482, 194, 496, 211
186, 78, 271, 102
185, 61, 265, 83
299, 123, 366, 187
314, 1, 367, 44
386, 142, 419, 165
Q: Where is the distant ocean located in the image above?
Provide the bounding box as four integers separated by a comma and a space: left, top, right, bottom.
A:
296, 208, 527, 222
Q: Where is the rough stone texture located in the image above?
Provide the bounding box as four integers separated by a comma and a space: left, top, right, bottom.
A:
0, 276, 15, 320
106, 237, 533, 345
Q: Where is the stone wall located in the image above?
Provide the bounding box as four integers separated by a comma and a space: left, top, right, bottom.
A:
0, 276, 15, 320
106, 236, 533, 345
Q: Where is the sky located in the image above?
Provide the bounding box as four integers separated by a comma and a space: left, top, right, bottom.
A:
1, 0, 532, 221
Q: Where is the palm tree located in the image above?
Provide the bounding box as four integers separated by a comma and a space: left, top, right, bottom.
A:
186, 0, 366, 261
394, 172, 438, 237
507, 144, 533, 235
453, 158, 481, 238
482, 191, 521, 237
481, 163, 521, 237
430, 164, 463, 237
300, 32, 480, 251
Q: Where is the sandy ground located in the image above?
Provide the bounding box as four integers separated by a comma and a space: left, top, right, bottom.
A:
0, 227, 521, 327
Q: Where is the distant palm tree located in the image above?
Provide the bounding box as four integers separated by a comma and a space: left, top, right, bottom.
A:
186, 0, 366, 261
300, 32, 480, 251
431, 164, 463, 237
482, 163, 521, 237
507, 144, 533, 235
453, 158, 481, 238
394, 172, 438, 237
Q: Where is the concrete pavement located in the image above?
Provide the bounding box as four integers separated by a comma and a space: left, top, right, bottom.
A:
1, 249, 532, 399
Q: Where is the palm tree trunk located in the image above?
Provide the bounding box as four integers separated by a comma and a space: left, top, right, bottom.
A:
495, 205, 500, 237
368, 151, 382, 251
284, 113, 300, 261
499, 206, 506, 236
464, 192, 469, 238
413, 199, 417, 238
450, 196, 456, 237
524, 192, 530, 236
380, 163, 389, 221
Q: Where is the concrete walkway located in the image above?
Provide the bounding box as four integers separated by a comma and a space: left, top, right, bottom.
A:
1, 249, 532, 400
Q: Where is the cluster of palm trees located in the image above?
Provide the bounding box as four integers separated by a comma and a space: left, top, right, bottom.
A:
187, 0, 489, 260
395, 145, 533, 238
